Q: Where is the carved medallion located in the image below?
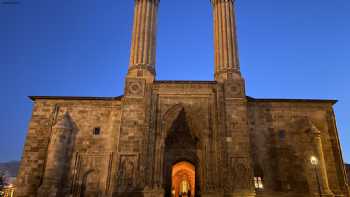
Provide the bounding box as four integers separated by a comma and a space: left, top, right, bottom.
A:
224, 80, 244, 98
126, 78, 145, 97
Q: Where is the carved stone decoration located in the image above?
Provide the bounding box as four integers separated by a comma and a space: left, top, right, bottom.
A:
14, 0, 350, 196
125, 78, 145, 97
117, 155, 138, 192
70, 154, 110, 197
230, 157, 252, 192
80, 169, 101, 197
37, 112, 74, 197
224, 79, 245, 98
162, 108, 202, 197
233, 163, 248, 189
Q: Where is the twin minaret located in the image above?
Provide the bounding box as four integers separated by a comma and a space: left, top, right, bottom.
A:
128, 0, 240, 82
128, 0, 159, 79
211, 0, 240, 81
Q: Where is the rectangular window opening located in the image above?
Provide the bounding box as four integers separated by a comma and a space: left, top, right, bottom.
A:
93, 127, 101, 135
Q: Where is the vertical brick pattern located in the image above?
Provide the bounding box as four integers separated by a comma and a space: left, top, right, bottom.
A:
129, 0, 159, 74
211, 0, 240, 81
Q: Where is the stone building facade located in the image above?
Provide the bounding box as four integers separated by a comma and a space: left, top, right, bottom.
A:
346, 164, 350, 187
16, 0, 349, 197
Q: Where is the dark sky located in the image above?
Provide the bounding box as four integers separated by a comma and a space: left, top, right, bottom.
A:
1, 0, 349, 163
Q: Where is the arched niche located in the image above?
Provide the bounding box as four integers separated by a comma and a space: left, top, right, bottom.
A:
80, 169, 100, 197
162, 107, 202, 196
161, 104, 203, 145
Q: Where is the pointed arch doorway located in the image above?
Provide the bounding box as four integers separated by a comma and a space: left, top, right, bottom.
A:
171, 161, 195, 197
162, 108, 201, 196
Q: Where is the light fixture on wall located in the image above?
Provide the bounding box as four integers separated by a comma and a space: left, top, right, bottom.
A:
310, 156, 321, 197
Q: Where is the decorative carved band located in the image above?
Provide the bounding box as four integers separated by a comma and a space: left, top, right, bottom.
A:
135, 0, 160, 4
128, 64, 156, 76
210, 0, 235, 6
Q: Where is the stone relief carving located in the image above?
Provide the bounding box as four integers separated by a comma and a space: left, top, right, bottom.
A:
117, 155, 138, 191
69, 154, 111, 197
80, 169, 101, 197
224, 80, 244, 98
126, 78, 145, 97
229, 157, 252, 192
233, 163, 248, 189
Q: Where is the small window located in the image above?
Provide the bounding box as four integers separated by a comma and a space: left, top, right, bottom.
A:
278, 129, 286, 140
254, 177, 264, 189
93, 127, 101, 135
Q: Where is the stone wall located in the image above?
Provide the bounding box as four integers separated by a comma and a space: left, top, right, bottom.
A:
16, 98, 122, 197
15, 84, 349, 197
248, 100, 348, 196
346, 164, 350, 189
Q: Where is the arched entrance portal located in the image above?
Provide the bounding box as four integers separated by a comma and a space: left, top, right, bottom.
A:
172, 161, 195, 197
163, 108, 201, 196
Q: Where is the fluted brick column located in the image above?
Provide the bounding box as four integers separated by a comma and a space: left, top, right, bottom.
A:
128, 0, 159, 78
211, 0, 241, 81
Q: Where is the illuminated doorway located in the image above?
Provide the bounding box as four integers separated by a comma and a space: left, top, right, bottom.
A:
172, 161, 195, 197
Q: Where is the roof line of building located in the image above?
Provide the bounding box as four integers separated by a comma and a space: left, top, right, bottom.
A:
28, 95, 123, 101
247, 96, 337, 104
155, 80, 218, 84
28, 95, 337, 104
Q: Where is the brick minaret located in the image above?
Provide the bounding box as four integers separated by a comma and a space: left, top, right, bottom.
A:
211, 0, 241, 82
211, 1, 255, 196
127, 0, 159, 81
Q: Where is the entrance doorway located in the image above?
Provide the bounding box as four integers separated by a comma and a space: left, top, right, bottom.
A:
171, 161, 195, 197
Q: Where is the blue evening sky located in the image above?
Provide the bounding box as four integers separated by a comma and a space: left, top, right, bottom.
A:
1, 0, 349, 163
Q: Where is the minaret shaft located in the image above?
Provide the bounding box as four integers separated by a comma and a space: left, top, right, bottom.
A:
129, 0, 159, 76
212, 0, 240, 81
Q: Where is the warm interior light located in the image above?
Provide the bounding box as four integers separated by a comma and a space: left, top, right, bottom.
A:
172, 161, 195, 197
254, 177, 264, 189
310, 156, 318, 165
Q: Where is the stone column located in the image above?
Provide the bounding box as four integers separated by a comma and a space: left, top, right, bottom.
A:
38, 113, 74, 197
311, 126, 334, 196
211, 0, 240, 81
128, 0, 159, 80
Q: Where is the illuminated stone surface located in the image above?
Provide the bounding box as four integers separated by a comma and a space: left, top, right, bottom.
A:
172, 161, 195, 197
15, 0, 349, 197
346, 164, 350, 187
